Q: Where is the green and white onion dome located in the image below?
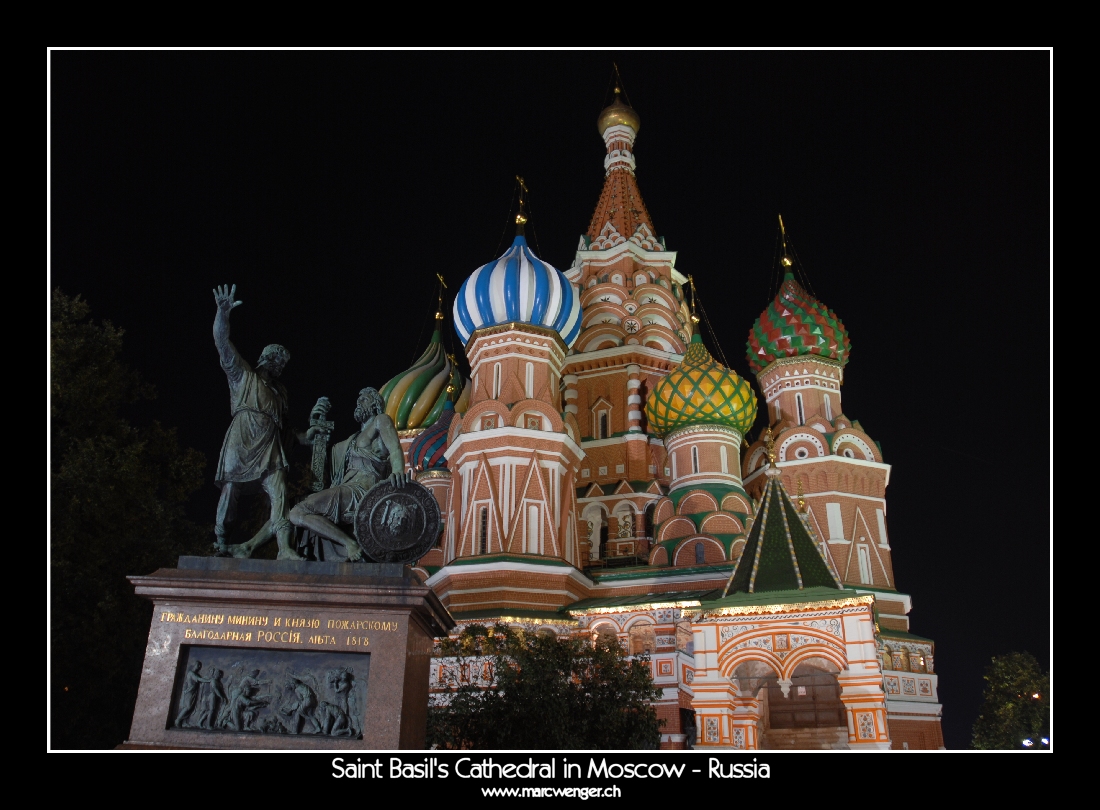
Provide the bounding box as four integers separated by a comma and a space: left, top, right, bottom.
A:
380, 325, 466, 430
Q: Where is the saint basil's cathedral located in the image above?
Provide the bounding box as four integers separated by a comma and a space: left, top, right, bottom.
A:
380, 88, 943, 750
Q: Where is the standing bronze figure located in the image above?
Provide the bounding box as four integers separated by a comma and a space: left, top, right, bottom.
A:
212, 284, 325, 560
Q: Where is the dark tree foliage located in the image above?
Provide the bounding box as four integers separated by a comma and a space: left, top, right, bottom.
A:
51, 290, 208, 749
971, 651, 1050, 750
427, 624, 663, 750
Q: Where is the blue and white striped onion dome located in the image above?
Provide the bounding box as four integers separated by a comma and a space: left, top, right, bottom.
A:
453, 235, 582, 347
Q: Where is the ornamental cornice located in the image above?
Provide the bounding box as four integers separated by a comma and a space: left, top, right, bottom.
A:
453, 615, 580, 629
415, 469, 452, 481
664, 423, 744, 443
757, 353, 844, 379
465, 322, 567, 355
567, 599, 702, 616
685, 595, 874, 618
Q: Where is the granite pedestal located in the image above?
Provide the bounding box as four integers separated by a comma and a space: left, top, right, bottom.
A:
124, 557, 453, 750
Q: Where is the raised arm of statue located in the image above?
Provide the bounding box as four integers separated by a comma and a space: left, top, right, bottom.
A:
212, 284, 245, 377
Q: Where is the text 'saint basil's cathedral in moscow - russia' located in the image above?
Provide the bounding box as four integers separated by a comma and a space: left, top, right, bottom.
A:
384, 88, 943, 750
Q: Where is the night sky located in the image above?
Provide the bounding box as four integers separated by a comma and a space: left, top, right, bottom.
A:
49, 50, 1050, 750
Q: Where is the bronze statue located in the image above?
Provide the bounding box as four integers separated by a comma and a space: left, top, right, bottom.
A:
211, 284, 327, 560
289, 387, 408, 562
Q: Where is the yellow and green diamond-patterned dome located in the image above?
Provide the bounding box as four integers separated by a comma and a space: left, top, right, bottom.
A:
646, 335, 758, 438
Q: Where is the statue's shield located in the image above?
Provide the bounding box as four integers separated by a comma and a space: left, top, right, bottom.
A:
353, 480, 441, 564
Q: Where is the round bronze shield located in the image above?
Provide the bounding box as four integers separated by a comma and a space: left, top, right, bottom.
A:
353, 480, 442, 564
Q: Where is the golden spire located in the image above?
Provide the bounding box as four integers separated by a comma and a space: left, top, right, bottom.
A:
797, 479, 806, 513
687, 274, 701, 324
765, 425, 777, 466
779, 214, 794, 270
435, 273, 447, 320
515, 175, 529, 235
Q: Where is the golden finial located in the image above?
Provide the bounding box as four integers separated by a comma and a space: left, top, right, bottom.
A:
688, 274, 701, 324
435, 273, 447, 320
797, 479, 805, 513
765, 425, 777, 465
515, 175, 529, 234
779, 214, 793, 269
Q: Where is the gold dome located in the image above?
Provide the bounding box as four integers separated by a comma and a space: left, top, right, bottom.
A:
597, 88, 640, 135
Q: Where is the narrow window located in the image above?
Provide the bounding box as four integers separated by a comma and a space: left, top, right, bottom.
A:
671, 452, 678, 479
695, 542, 705, 565
720, 445, 728, 474
493, 363, 502, 399
599, 411, 609, 439
796, 393, 805, 425
479, 507, 488, 555
775, 400, 781, 421
691, 446, 700, 474
644, 503, 656, 539
525, 362, 534, 399
858, 544, 872, 584
826, 503, 844, 540
527, 505, 539, 554
824, 394, 833, 421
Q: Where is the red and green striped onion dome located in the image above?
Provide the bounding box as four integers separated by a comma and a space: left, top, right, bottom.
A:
646, 335, 758, 438
747, 272, 850, 373
380, 325, 466, 430
408, 400, 456, 472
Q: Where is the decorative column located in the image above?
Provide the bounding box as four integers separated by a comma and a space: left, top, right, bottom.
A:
563, 374, 579, 417
626, 364, 643, 432
729, 694, 763, 750
839, 670, 891, 749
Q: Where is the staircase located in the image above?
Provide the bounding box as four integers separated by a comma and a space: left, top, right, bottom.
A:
760, 727, 849, 750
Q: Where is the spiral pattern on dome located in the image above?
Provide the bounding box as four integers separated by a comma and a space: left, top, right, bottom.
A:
408, 400, 456, 472
747, 273, 850, 373
646, 335, 758, 438
453, 235, 582, 347
380, 327, 466, 431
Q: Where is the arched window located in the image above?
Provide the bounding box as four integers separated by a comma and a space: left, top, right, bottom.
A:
594, 625, 618, 648
644, 502, 656, 538
635, 273, 647, 287
796, 393, 805, 425
691, 446, 700, 474
493, 363, 502, 399
611, 273, 623, 286
527, 505, 539, 554
478, 507, 488, 555
858, 544, 872, 584
824, 394, 833, 421
629, 625, 656, 655
599, 412, 609, 439
695, 542, 705, 565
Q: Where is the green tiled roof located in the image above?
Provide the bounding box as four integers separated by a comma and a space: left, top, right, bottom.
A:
448, 554, 573, 568
877, 628, 935, 643
701, 585, 861, 610
723, 474, 842, 596
590, 563, 735, 582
